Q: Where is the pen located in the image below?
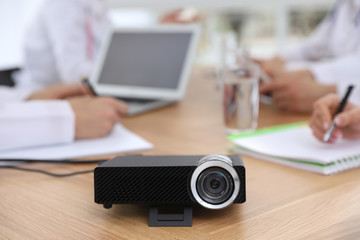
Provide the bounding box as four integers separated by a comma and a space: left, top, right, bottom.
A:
323, 85, 354, 142
82, 77, 98, 96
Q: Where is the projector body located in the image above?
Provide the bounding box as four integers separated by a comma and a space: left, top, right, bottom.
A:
94, 155, 246, 210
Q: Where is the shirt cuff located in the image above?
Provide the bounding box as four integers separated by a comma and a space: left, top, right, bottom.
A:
0, 87, 34, 102
309, 62, 339, 85
42, 100, 75, 144
0, 100, 75, 151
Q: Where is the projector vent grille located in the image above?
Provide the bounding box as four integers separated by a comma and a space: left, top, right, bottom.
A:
95, 166, 196, 204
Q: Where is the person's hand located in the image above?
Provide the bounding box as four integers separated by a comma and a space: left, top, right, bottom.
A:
27, 84, 87, 100
259, 70, 336, 112
309, 94, 360, 143
69, 97, 128, 139
160, 8, 200, 24
254, 56, 285, 77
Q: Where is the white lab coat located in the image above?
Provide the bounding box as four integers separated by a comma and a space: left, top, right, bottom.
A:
0, 87, 74, 151
16, 0, 109, 89
282, 0, 360, 104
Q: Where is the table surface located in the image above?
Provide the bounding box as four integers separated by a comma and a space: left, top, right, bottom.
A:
1, 68, 360, 240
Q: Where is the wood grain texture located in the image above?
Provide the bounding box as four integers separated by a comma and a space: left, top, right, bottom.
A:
1, 67, 360, 240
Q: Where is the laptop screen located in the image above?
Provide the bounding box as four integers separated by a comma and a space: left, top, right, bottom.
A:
98, 32, 192, 90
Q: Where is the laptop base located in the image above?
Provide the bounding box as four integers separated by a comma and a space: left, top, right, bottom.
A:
118, 97, 176, 116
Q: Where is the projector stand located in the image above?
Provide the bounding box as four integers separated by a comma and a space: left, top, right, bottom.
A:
149, 205, 192, 227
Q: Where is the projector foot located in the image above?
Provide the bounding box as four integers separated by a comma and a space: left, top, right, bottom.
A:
149, 205, 192, 227
103, 203, 112, 209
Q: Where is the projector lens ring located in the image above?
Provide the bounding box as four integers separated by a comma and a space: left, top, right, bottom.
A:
191, 154, 240, 209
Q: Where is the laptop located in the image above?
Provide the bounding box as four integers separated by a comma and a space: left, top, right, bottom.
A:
90, 25, 200, 116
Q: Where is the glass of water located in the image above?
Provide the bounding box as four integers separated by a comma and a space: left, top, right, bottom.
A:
221, 60, 260, 135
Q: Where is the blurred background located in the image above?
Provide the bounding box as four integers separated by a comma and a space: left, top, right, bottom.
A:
0, 0, 335, 74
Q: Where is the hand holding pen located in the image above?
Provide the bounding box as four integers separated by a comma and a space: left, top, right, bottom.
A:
80, 77, 129, 117
309, 86, 360, 143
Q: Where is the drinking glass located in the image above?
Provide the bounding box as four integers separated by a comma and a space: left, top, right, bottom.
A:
221, 60, 260, 135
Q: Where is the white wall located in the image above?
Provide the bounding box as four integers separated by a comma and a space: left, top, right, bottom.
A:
0, 0, 335, 70
107, 0, 335, 9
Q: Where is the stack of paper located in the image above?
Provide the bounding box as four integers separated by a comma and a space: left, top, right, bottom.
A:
229, 122, 360, 175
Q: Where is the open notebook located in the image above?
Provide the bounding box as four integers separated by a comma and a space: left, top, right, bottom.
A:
229, 122, 360, 175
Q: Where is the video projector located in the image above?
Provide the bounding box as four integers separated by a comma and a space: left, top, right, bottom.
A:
94, 154, 246, 226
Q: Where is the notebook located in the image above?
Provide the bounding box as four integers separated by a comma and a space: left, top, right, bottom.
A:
0, 124, 153, 161
229, 122, 360, 175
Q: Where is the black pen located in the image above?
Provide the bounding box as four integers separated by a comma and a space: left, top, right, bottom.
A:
323, 85, 354, 142
81, 77, 98, 96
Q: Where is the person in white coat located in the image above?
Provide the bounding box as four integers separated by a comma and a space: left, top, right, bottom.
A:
0, 84, 128, 151
16, 0, 109, 88
258, 0, 360, 113
16, 0, 200, 89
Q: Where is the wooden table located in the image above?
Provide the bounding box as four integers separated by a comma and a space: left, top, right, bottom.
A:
1, 68, 360, 239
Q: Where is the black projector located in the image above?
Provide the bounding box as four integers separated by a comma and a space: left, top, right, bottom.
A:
94, 154, 246, 226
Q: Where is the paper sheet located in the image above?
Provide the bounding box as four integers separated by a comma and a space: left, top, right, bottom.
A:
0, 124, 153, 160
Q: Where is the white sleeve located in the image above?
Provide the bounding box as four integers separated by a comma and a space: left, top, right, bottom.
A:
309, 55, 360, 84
304, 55, 360, 105
281, 14, 333, 62
41, 0, 91, 84
0, 101, 75, 151
0, 87, 33, 102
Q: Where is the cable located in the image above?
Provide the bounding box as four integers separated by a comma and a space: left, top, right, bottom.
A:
0, 165, 94, 177
0, 155, 142, 177
0, 159, 106, 164
0, 158, 106, 177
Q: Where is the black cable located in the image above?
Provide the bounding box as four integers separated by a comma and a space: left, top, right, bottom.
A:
0, 165, 94, 177
0, 155, 142, 177
0, 159, 106, 164
0, 158, 106, 177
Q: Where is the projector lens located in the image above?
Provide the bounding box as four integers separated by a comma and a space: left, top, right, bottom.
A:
196, 167, 234, 205
191, 154, 240, 209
